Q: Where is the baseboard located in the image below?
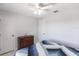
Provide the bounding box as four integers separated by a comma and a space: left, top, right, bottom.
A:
0, 50, 14, 56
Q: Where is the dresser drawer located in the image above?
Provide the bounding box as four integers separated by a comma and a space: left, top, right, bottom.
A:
18, 35, 34, 49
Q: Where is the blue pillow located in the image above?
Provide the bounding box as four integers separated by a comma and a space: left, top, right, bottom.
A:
29, 44, 38, 56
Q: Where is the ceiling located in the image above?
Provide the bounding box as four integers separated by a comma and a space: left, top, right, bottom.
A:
0, 3, 79, 18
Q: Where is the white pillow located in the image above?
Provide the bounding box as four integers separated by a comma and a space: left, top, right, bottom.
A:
43, 45, 61, 49
36, 42, 47, 56
44, 40, 58, 45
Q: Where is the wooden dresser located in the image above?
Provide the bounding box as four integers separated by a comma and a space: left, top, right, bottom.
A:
18, 35, 34, 49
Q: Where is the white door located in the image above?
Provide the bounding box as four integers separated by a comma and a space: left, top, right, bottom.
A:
0, 16, 16, 54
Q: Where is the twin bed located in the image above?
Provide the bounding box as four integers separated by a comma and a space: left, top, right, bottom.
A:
15, 40, 79, 56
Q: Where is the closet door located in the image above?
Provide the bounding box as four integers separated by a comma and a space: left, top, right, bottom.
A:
0, 18, 2, 53
0, 16, 16, 54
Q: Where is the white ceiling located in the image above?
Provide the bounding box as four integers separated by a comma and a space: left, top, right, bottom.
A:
0, 3, 79, 18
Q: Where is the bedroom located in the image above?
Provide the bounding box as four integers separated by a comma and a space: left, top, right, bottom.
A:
0, 3, 79, 56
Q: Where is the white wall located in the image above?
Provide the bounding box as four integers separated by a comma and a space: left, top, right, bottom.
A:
38, 4, 79, 49
0, 11, 38, 54
15, 13, 38, 43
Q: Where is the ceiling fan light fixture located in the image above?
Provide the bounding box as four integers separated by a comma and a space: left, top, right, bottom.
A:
28, 3, 56, 15
34, 9, 43, 15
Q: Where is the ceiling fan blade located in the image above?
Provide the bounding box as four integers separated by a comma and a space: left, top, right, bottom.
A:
40, 5, 52, 10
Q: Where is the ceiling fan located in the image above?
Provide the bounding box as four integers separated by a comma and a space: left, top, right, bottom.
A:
27, 3, 56, 15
